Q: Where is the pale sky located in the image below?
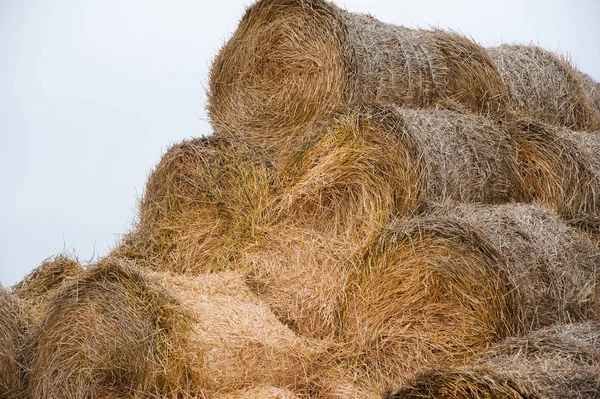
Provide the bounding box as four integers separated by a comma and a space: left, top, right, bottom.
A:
1, 0, 599, 286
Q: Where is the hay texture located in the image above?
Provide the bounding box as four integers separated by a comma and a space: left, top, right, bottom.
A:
244, 104, 523, 339
507, 119, 599, 220
391, 322, 600, 399
0, 286, 29, 399
488, 44, 600, 131
215, 386, 301, 399
113, 136, 273, 273
343, 203, 600, 388
209, 0, 510, 155
25, 258, 322, 398
11, 254, 82, 320
577, 71, 600, 115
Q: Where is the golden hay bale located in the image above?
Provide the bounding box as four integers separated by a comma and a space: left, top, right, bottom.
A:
506, 119, 599, 220
208, 0, 510, 155
488, 44, 600, 131
391, 322, 600, 399
11, 254, 83, 320
215, 386, 301, 399
0, 286, 29, 399
113, 136, 273, 273
343, 203, 600, 388
25, 258, 322, 398
244, 104, 524, 339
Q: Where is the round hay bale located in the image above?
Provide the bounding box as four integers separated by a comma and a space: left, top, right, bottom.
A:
392, 322, 600, 399
245, 104, 524, 339
488, 44, 600, 131
0, 286, 29, 399
113, 136, 273, 273
343, 215, 520, 388
344, 203, 600, 388
25, 258, 322, 398
432, 203, 600, 326
208, 0, 510, 156
11, 254, 83, 320
507, 119, 599, 220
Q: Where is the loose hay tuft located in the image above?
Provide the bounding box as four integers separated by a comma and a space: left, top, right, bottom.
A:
1, 286, 29, 399
488, 44, 600, 131
11, 254, 83, 320
113, 136, 273, 273
209, 0, 510, 155
25, 258, 322, 398
391, 322, 600, 399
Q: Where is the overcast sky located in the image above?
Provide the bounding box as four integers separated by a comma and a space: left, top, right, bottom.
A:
1, 0, 599, 287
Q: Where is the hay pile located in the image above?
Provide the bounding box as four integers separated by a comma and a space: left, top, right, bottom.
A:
25, 257, 322, 398
113, 136, 273, 273
578, 71, 600, 115
244, 104, 524, 339
506, 119, 599, 220
11, 254, 82, 320
209, 0, 510, 156
488, 44, 600, 131
343, 203, 600, 388
390, 322, 600, 399
1, 286, 29, 399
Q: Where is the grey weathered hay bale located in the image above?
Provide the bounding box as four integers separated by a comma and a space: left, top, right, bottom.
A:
209, 0, 510, 156
577, 71, 600, 115
506, 119, 599, 220
488, 44, 600, 131
392, 322, 600, 399
113, 136, 273, 273
25, 258, 322, 398
1, 286, 29, 399
343, 203, 600, 389
244, 104, 524, 339
11, 254, 83, 320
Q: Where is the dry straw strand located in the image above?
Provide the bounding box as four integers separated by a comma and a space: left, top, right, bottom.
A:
488, 44, 600, 131
209, 0, 511, 157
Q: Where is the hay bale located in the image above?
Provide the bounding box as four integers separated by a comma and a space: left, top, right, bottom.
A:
507, 119, 599, 220
343, 214, 520, 388
244, 104, 524, 339
208, 0, 510, 156
113, 136, 273, 273
488, 44, 600, 131
1, 286, 29, 399
391, 322, 600, 399
25, 258, 322, 398
11, 254, 82, 320
343, 203, 600, 388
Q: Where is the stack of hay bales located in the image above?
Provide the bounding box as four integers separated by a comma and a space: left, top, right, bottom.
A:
1, 286, 29, 399
9, 0, 600, 398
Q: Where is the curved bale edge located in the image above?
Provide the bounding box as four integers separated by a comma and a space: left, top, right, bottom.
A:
112, 136, 273, 273
0, 286, 30, 399
209, 0, 511, 157
390, 322, 600, 399
24, 257, 323, 398
577, 71, 600, 115
11, 253, 83, 320
488, 44, 600, 131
